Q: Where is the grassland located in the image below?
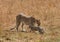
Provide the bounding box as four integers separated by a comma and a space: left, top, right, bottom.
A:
0, 0, 60, 42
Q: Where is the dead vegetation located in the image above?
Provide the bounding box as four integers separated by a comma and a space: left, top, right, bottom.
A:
0, 0, 60, 42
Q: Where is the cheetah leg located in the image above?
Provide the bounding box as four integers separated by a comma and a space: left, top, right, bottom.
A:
21, 23, 24, 32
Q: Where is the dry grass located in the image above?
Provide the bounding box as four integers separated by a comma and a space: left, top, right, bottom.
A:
0, 0, 60, 42
0, 29, 60, 42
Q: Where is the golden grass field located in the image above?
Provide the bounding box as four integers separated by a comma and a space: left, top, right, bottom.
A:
0, 0, 60, 42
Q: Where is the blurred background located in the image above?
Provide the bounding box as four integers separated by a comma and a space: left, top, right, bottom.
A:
0, 0, 60, 42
